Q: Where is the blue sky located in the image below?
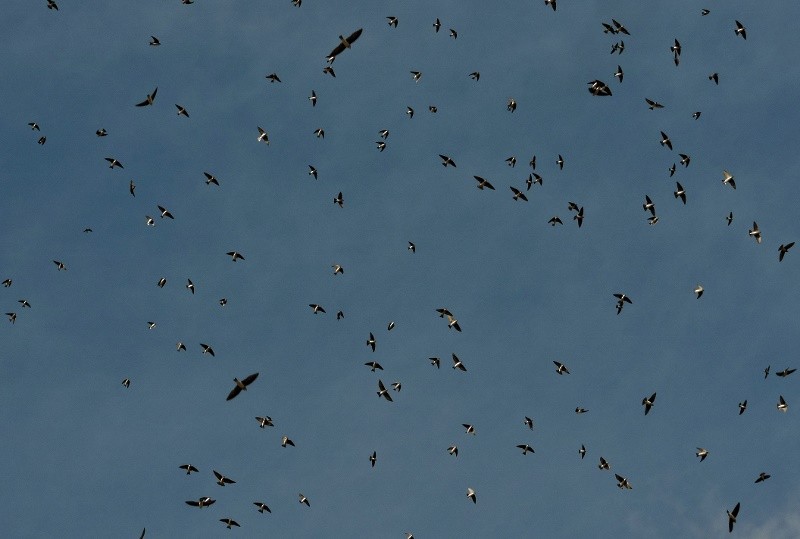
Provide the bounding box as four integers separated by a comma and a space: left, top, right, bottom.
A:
2, 1, 800, 537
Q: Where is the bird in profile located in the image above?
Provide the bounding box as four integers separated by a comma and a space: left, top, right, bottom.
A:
281, 435, 295, 447
446, 315, 462, 332
614, 65, 624, 82
463, 424, 475, 435
298, 493, 310, 507
777, 395, 788, 412
219, 519, 240, 530
18, 300, 30, 309
332, 264, 343, 275
53, 260, 67, 271
692, 111, 702, 120
309, 304, 326, 314
553, 361, 570, 375
709, 72, 719, 85
227, 251, 245, 262
135, 87, 158, 107
615, 474, 632, 489
722, 170, 736, 189
323, 66, 336, 77
377, 380, 393, 402
366, 332, 376, 352
643, 195, 656, 216
157, 205, 174, 219
203, 172, 219, 186
179, 464, 199, 475
701, 9, 710, 15
775, 368, 796, 378
105, 157, 124, 169
369, 451, 377, 467
186, 497, 215, 508
727, 502, 740, 533
738, 400, 747, 415
433, 18, 441, 32
449, 29, 457, 39
175, 104, 189, 117
226, 373, 259, 400
265, 73, 281, 83
408, 241, 415, 253
754, 472, 771, 484
149, 36, 160, 46
447, 445, 458, 456
735, 20, 747, 40
213, 470, 236, 486
575, 407, 588, 414
255, 416, 274, 428
557, 154, 564, 169
524, 416, 533, 430
129, 180, 136, 196
694, 284, 704, 298
452, 353, 467, 371
336, 310, 344, 319
186, 279, 195, 294
696, 447, 709, 462
778, 242, 795, 261
642, 392, 657, 415
256, 127, 270, 145
748, 222, 762, 244
253, 502, 271, 513
545, 0, 556, 11
333, 192, 343, 207
439, 154, 456, 167
674, 182, 687, 204
466, 487, 477, 504
726, 212, 734, 226
469, 72, 480, 81
579, 445, 586, 459
406, 106, 414, 118
386, 16, 398, 28
309, 90, 316, 106
765, 365, 771, 379
517, 444, 535, 455
587, 80, 611, 96
573, 207, 585, 228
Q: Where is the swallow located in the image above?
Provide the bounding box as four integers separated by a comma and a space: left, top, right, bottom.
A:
587, 79, 612, 96
671, 39, 681, 56
674, 182, 686, 204
436, 308, 453, 318
313, 128, 324, 139
391, 381, 401, 391
470, 176, 495, 191
507, 98, 516, 112
186, 497, 215, 508
694, 284, 704, 299
659, 131, 673, 150
149, 36, 160, 46
365, 361, 383, 372
545, 0, 556, 11
701, 9, 710, 16
615, 474, 632, 489
253, 502, 271, 513
548, 216, 563, 226
135, 87, 158, 107
37, 136, 46, 145
96, 128, 107, 137
556, 154, 564, 170
1, 279, 11, 287
573, 207, 585, 228
754, 472, 770, 484
444, 315, 461, 332
377, 380, 393, 401
530, 173, 543, 187
255, 416, 274, 428
517, 444, 535, 455
308, 90, 317, 107
226, 373, 258, 401
696, 447, 709, 462
510, 186, 528, 201
726, 212, 734, 226
448, 445, 458, 456
449, 28, 457, 39
466, 487, 477, 504
375, 141, 386, 151
218, 518, 241, 530
429, 357, 441, 368
179, 464, 199, 474
722, 170, 736, 189
186, 279, 195, 294
256, 127, 270, 145
201, 172, 220, 186
298, 493, 310, 506
145, 215, 155, 227
643, 195, 656, 216
610, 41, 624, 54
777, 395, 788, 412
598, 456, 610, 470
408, 241, 416, 253
218, 298, 227, 307
309, 303, 325, 314
692, 111, 702, 120
439, 154, 456, 167
265, 72, 281, 83
199, 344, 216, 358
281, 435, 295, 447
734, 20, 746, 40
410, 70, 422, 83
121, 378, 130, 388
369, 451, 377, 467
553, 361, 570, 375
105, 157, 124, 169
378, 129, 390, 139
175, 104, 189, 117
129, 180, 136, 196
529, 155, 537, 170
366, 332, 376, 352
642, 392, 657, 415
452, 353, 467, 371
157, 205, 174, 219
506, 156, 517, 167
387, 321, 395, 331
406, 106, 414, 118
28, 122, 40, 131
147, 321, 156, 330
765, 365, 771, 378
576, 407, 588, 414
524, 416, 533, 430
579, 444, 586, 459
53, 260, 67, 271
776, 368, 796, 378
709, 72, 719, 85
5, 312, 16, 324
614, 65, 623, 82
213, 470, 236, 486
779, 242, 795, 261
468, 71, 480, 81
433, 18, 441, 32
738, 400, 747, 415
336, 310, 344, 319
386, 16, 398, 27
176, 342, 186, 351
727, 502, 740, 533
463, 423, 475, 435
749, 222, 762, 244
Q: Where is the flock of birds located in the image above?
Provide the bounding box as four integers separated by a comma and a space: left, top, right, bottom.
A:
6, 1, 798, 537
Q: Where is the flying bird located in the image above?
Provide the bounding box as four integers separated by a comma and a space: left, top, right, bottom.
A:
727, 502, 740, 533
255, 416, 274, 428
406, 106, 414, 118
219, 518, 240, 530
545, 0, 556, 11
298, 493, 310, 507
95, 128, 107, 137
105, 157, 124, 169
366, 332, 376, 352
517, 444, 535, 455
129, 180, 136, 196
135, 87, 158, 107
439, 154, 456, 167
642, 392, 657, 415
524, 416, 534, 430
281, 435, 295, 447
429, 357, 440, 368
775, 368, 796, 378
308, 90, 316, 106
576, 407, 589, 414
463, 423, 476, 435
507, 98, 516, 112
446, 315, 462, 332
410, 70, 422, 83
448, 445, 458, 456
510, 186, 528, 201
548, 216, 563, 226
323, 66, 336, 77
466, 487, 476, 504
256, 127, 270, 145
778, 242, 794, 261
579, 445, 586, 459
226, 372, 259, 401
696, 447, 709, 462
553, 361, 570, 375
598, 456, 610, 470
175, 104, 189, 117
149, 36, 160, 46
433, 18, 441, 32
777, 395, 788, 412
735, 20, 747, 40
53, 260, 67, 271
469, 71, 480, 81
722, 170, 736, 189
369, 451, 377, 467
377, 380, 393, 402
659, 131, 673, 150
265, 73, 281, 83
364, 361, 383, 372
452, 353, 467, 371
615, 474, 632, 489
614, 65, 623, 82
179, 464, 199, 475
213, 470, 236, 486
186, 279, 195, 294
726, 212, 734, 226
754, 472, 771, 484
709, 72, 719, 85
748, 222, 762, 244
386, 16, 398, 27
226, 251, 245, 262
157, 205, 174, 219
254, 502, 271, 513
694, 284, 704, 298
738, 400, 747, 415
408, 241, 415, 253
473, 176, 495, 190
309, 304, 326, 314
587, 79, 612, 96
333, 192, 343, 207
186, 497, 215, 508
674, 182, 687, 204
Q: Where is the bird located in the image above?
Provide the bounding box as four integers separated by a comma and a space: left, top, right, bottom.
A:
429, 106, 438, 113
439, 154, 456, 167
612, 18, 630, 35
463, 423, 475, 435
446, 315, 462, 332
727, 502, 740, 533
333, 192, 344, 207
775, 368, 796, 378
573, 207, 585, 228
281, 435, 295, 447
314, 128, 324, 138
449, 29, 457, 39
575, 407, 589, 414
674, 182, 687, 204
179, 464, 199, 475
738, 400, 747, 415
722, 170, 736, 189
507, 98, 516, 112
37, 136, 46, 145
694, 284, 704, 298
1, 279, 11, 287
553, 361, 570, 375
548, 216, 563, 226
204, 172, 219, 186
614, 293, 633, 312
765, 365, 771, 379
147, 321, 156, 330
692, 111, 702, 120
265, 72, 281, 83
135, 87, 158, 107
95, 128, 107, 137
614, 65, 624, 82
557, 154, 564, 170
408, 241, 416, 253
308, 90, 316, 106
510, 186, 528, 201
778, 242, 795, 261
659, 131, 673, 150
28, 122, 39, 131
256, 127, 270, 145
615, 474, 633, 489
5, 312, 16, 324
364, 361, 383, 372
587, 79, 612, 96
149, 36, 160, 46
410, 70, 422, 83
200, 343, 214, 356
185, 497, 215, 508
452, 353, 467, 371
176, 342, 186, 352
524, 417, 534, 430
336, 310, 344, 320
157, 205, 174, 219
53, 260, 67, 271
387, 321, 395, 331
709, 72, 719, 85
735, 20, 747, 40
386, 16, 398, 27
466, 487, 477, 504
579, 445, 586, 459
696, 448, 709, 462
105, 157, 124, 169
255, 416, 273, 428
642, 392, 657, 415
749, 222, 762, 244
369, 451, 377, 467
226, 251, 245, 262
517, 444, 535, 455
377, 380, 393, 402
726, 212, 734, 226
366, 332, 376, 352
129, 180, 136, 196
643, 195, 656, 216
610, 41, 625, 54
391, 381, 401, 391
175, 104, 189, 117
322, 66, 336, 77
298, 493, 310, 507
18, 300, 30, 309
253, 502, 271, 513
505, 156, 517, 168
309, 304, 326, 314
378, 129, 390, 139
598, 457, 610, 470
545, 0, 556, 11
332, 264, 343, 275
226, 373, 259, 400
436, 308, 453, 318
679, 154, 691, 167
375, 141, 386, 152
754, 472, 771, 484
406, 106, 414, 118
701, 9, 710, 16
213, 470, 236, 486
469, 71, 480, 81
433, 18, 441, 32
326, 28, 363, 62
777, 395, 788, 412
186, 279, 195, 294
145, 215, 155, 227
447, 445, 458, 456
429, 357, 441, 369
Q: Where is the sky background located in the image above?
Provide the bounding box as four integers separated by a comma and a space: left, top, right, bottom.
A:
2, 1, 800, 537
